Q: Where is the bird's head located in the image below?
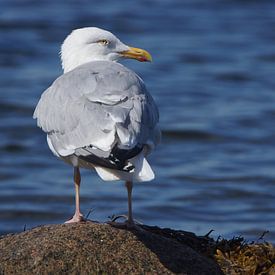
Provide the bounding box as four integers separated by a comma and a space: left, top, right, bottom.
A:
61, 27, 152, 73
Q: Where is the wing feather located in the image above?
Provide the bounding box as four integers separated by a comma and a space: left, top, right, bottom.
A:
34, 61, 159, 157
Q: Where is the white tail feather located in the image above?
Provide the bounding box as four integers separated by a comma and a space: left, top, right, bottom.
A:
94, 152, 155, 182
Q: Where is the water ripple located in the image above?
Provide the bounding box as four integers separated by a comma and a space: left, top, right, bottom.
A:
1, 0, 275, 243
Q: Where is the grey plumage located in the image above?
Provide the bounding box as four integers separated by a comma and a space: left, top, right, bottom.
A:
34, 61, 160, 162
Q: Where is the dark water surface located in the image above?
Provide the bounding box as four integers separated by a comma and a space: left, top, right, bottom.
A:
1, 0, 275, 242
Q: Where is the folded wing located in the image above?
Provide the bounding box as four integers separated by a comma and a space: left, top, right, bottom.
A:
34, 61, 160, 181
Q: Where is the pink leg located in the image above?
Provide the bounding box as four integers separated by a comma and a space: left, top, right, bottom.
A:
125, 181, 134, 225
65, 167, 85, 223
108, 181, 136, 228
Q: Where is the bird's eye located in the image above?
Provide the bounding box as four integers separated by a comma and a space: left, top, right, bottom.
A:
97, 39, 109, 45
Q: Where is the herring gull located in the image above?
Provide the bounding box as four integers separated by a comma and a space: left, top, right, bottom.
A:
33, 27, 160, 226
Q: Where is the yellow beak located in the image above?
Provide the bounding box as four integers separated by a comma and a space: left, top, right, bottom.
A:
120, 47, 152, 62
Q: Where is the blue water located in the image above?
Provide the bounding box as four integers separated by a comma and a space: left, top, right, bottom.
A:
1, 0, 275, 242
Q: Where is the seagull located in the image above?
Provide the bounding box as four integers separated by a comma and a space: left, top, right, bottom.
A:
33, 27, 160, 226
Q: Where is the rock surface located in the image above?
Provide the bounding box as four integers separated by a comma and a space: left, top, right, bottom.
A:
0, 222, 222, 275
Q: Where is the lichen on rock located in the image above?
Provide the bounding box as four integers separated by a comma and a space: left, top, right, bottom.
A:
0, 222, 274, 275
0, 222, 221, 275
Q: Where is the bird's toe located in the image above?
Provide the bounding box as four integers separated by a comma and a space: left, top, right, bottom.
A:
65, 213, 85, 224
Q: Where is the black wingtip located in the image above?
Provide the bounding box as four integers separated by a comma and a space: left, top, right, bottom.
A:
78, 144, 143, 172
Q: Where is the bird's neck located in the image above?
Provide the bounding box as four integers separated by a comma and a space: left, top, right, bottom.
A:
62, 56, 97, 74
61, 49, 114, 73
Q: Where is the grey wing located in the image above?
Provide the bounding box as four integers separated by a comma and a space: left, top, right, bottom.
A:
33, 61, 159, 159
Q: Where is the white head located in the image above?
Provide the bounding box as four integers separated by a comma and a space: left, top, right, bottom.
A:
61, 27, 152, 73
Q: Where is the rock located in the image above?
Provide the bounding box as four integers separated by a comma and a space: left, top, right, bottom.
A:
0, 222, 222, 275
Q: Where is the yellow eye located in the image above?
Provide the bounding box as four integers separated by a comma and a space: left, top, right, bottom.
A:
97, 39, 109, 45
